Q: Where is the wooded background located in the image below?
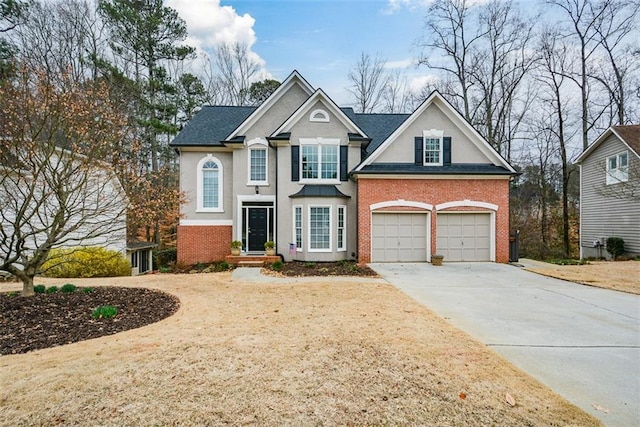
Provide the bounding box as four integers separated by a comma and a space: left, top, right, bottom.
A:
1, 0, 637, 261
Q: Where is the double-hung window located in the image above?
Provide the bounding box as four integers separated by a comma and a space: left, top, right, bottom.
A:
300, 138, 340, 182
293, 206, 303, 251
423, 129, 444, 166
197, 155, 223, 212
247, 139, 268, 185
337, 206, 346, 252
309, 206, 331, 251
606, 152, 628, 185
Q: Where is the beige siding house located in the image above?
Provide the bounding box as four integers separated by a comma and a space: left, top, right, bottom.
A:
576, 125, 640, 259
170, 71, 516, 265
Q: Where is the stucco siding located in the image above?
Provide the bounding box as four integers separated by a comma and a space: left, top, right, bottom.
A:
580, 134, 639, 257
375, 102, 488, 164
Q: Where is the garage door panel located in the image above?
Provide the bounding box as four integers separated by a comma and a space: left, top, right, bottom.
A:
371, 213, 428, 262
437, 213, 491, 262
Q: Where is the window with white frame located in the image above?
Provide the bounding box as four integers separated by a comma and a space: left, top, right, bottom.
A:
423, 129, 444, 166
337, 205, 346, 251
309, 206, 331, 251
197, 155, 223, 212
249, 147, 267, 183
606, 152, 628, 184
293, 206, 303, 251
300, 138, 340, 182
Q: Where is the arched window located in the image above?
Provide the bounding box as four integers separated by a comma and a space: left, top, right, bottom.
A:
309, 109, 330, 122
197, 155, 223, 212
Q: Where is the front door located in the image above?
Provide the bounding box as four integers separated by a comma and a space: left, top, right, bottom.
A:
248, 207, 268, 252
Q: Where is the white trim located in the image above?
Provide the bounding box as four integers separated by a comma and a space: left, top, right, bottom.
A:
436, 211, 496, 262
196, 154, 223, 213
370, 200, 433, 211
293, 205, 303, 252
299, 138, 341, 184
236, 195, 276, 244
435, 200, 498, 211
576, 127, 640, 164
579, 163, 584, 259
423, 129, 444, 166
228, 71, 315, 140
337, 205, 346, 252
180, 219, 233, 226
247, 144, 269, 186
310, 109, 330, 122
605, 151, 629, 185
271, 89, 368, 137
355, 91, 515, 173
308, 205, 332, 252
370, 211, 431, 262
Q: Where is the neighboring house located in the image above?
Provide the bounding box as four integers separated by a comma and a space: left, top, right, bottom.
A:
576, 125, 640, 259
170, 71, 516, 265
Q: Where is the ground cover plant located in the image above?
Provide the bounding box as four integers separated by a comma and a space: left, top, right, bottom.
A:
0, 274, 600, 426
0, 286, 179, 355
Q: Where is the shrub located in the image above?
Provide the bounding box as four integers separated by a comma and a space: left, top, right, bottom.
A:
215, 261, 230, 272
271, 260, 283, 271
606, 237, 625, 260
42, 247, 131, 278
82, 287, 94, 294
92, 305, 118, 319
155, 248, 177, 268
60, 283, 77, 293
34, 284, 46, 294
45, 286, 58, 294
304, 262, 316, 269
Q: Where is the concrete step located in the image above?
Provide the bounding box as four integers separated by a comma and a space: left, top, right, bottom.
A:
237, 260, 265, 267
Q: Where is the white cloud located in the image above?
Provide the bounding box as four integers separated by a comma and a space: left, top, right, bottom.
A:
385, 58, 416, 69
409, 74, 439, 93
166, 0, 257, 50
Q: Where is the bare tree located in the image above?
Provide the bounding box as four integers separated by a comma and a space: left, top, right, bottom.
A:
346, 52, 390, 113
381, 69, 412, 113
213, 42, 261, 106
0, 66, 128, 296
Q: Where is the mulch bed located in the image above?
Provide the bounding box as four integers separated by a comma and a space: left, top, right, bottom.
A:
267, 261, 379, 277
0, 287, 180, 355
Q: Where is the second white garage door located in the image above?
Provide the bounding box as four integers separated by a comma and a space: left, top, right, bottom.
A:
436, 213, 491, 261
371, 213, 428, 262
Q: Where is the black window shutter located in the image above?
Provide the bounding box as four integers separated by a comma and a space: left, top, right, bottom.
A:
443, 136, 451, 165
340, 146, 348, 181
291, 145, 299, 181
414, 137, 423, 165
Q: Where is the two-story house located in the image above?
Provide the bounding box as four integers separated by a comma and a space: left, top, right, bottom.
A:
576, 125, 640, 259
170, 71, 516, 265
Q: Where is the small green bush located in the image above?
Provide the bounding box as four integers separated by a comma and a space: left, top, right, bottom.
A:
271, 260, 283, 271
304, 262, 316, 269
215, 261, 230, 272
92, 305, 118, 319
60, 283, 77, 293
606, 237, 625, 260
34, 284, 46, 294
154, 248, 177, 268
82, 287, 94, 294
42, 247, 131, 278
45, 286, 58, 294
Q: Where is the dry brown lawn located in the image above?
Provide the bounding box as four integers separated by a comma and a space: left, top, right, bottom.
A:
0, 273, 600, 426
523, 259, 640, 295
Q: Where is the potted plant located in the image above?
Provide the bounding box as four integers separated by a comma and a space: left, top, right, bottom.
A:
231, 240, 242, 256
264, 241, 276, 256
431, 254, 444, 266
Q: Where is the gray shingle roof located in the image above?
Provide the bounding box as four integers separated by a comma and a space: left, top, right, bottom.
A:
356, 163, 514, 175
289, 185, 351, 198
350, 113, 411, 155
170, 106, 257, 147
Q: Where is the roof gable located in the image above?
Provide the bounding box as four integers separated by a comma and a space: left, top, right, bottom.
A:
354, 91, 515, 172
271, 89, 368, 138
228, 70, 315, 140
576, 125, 640, 163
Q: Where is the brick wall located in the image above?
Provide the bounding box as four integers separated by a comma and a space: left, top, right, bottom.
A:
177, 225, 232, 265
358, 178, 510, 263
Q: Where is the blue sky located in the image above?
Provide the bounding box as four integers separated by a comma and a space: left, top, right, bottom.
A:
167, 0, 429, 105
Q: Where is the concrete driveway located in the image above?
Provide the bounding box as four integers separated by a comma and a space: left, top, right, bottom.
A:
369, 262, 640, 427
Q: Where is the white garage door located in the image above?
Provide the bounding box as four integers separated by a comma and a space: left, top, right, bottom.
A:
436, 213, 491, 261
371, 213, 428, 262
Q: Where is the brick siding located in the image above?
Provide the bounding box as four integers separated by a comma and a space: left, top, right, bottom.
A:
177, 225, 232, 265
357, 178, 510, 263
